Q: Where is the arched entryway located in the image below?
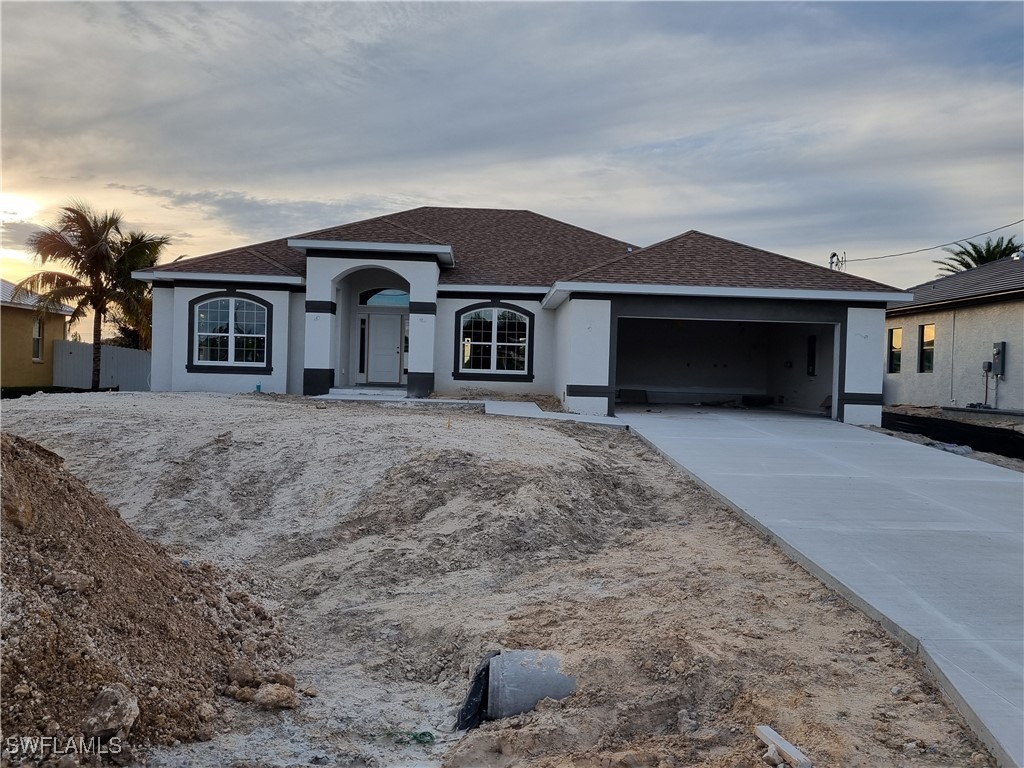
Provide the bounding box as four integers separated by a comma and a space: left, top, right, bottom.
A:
337, 268, 411, 387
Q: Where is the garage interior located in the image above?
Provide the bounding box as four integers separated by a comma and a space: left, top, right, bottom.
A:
615, 318, 838, 416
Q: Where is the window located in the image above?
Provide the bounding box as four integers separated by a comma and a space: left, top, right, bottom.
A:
32, 317, 43, 361
187, 292, 273, 374
887, 328, 902, 373
453, 302, 534, 381
918, 324, 934, 373
359, 288, 409, 307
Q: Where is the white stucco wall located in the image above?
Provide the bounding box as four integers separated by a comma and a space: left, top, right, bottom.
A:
884, 300, 1023, 411
843, 307, 885, 426
555, 298, 611, 415
167, 286, 293, 394
305, 256, 439, 388
433, 297, 555, 395
844, 307, 885, 395
150, 286, 174, 391
287, 293, 306, 394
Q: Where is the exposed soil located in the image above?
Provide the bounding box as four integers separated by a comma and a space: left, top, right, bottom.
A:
0, 392, 995, 767
0, 433, 293, 763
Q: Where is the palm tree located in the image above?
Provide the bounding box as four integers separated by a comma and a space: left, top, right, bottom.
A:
15, 202, 169, 390
933, 235, 1021, 276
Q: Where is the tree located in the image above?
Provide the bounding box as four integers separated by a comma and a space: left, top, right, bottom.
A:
933, 235, 1021, 276
15, 202, 169, 390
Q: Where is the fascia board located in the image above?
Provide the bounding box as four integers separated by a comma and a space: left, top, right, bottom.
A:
133, 271, 305, 285
549, 281, 912, 303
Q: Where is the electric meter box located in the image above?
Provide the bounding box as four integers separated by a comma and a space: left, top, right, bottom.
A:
992, 342, 1006, 376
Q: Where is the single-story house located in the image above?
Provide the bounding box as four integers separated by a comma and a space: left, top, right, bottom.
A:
0, 278, 73, 389
885, 256, 1023, 412
133, 207, 908, 424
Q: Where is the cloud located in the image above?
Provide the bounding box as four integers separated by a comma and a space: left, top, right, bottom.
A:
1, 2, 1020, 288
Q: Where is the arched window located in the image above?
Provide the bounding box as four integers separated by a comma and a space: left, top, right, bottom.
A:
187, 292, 273, 374
359, 288, 410, 307
453, 302, 534, 382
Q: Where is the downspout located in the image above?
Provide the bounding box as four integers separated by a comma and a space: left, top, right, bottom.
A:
949, 308, 956, 405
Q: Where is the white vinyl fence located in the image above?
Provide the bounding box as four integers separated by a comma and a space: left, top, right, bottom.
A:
53, 340, 151, 391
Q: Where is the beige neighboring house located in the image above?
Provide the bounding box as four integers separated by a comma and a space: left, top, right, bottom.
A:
1, 278, 73, 389
884, 256, 1024, 412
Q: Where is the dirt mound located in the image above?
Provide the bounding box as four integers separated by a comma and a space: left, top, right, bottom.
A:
0, 433, 291, 758
1, 395, 997, 768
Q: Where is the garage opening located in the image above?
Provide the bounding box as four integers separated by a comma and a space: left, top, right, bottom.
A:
615, 318, 837, 417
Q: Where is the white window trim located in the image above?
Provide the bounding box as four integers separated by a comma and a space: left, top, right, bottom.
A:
32, 317, 43, 362
459, 306, 529, 374
194, 297, 268, 368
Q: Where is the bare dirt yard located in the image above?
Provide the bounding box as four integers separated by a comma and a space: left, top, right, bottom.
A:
1, 392, 994, 767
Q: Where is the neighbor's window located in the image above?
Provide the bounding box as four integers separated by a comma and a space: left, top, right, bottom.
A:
918, 324, 934, 373
887, 328, 902, 373
195, 297, 267, 365
32, 317, 43, 361
453, 303, 534, 381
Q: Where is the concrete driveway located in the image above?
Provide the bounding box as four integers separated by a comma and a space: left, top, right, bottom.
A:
618, 405, 1024, 768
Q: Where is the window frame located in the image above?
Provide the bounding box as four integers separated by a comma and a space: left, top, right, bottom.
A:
31, 316, 43, 362
918, 323, 935, 374
887, 327, 902, 374
186, 291, 273, 375
452, 301, 535, 382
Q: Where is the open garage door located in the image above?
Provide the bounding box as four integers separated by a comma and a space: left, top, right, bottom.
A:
615, 318, 838, 417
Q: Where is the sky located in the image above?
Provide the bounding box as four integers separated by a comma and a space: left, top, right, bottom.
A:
2, 1, 1022, 299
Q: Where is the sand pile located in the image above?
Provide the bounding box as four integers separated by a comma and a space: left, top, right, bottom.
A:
0, 432, 293, 760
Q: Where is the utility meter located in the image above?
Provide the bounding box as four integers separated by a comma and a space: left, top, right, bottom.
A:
992, 342, 1006, 376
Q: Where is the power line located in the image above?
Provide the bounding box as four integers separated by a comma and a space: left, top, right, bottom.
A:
845, 218, 1024, 263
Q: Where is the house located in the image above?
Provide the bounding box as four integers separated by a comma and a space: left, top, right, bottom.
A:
884, 256, 1024, 412
0, 278, 73, 389
132, 207, 908, 425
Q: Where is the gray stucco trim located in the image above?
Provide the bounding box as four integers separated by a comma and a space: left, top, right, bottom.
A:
409, 301, 437, 315
840, 392, 885, 406
566, 384, 614, 397
303, 368, 334, 395
305, 248, 441, 263
154, 279, 306, 293
305, 300, 337, 314
438, 290, 547, 300
407, 372, 435, 398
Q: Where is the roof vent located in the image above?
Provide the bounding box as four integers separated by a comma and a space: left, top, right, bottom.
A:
627, 247, 633, 253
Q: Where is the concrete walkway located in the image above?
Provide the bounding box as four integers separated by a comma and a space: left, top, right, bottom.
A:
314, 390, 625, 428
618, 406, 1023, 768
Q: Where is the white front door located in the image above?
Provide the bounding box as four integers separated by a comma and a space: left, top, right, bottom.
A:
368, 314, 402, 383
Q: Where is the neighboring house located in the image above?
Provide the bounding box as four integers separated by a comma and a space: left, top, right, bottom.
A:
884, 256, 1024, 412
0, 278, 73, 388
133, 207, 907, 424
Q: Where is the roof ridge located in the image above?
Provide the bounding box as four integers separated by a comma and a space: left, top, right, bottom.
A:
378, 213, 447, 245
293, 209, 402, 240
565, 229, 697, 281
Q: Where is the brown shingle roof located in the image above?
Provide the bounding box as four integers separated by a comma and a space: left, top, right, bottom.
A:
888, 256, 1024, 312
566, 230, 900, 293
152, 207, 637, 286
